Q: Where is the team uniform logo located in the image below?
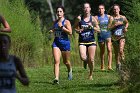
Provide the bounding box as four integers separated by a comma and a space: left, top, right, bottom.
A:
80, 24, 93, 40
99, 20, 108, 32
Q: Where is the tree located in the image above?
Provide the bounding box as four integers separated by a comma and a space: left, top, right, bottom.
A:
47, 0, 55, 22
62, 0, 64, 7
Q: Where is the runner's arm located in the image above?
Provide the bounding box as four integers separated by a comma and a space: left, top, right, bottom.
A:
14, 56, 29, 86
73, 16, 83, 33
0, 15, 11, 32
108, 16, 117, 30
92, 16, 100, 32
61, 20, 72, 35
123, 16, 129, 32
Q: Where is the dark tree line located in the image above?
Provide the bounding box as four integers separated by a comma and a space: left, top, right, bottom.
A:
9, 0, 140, 31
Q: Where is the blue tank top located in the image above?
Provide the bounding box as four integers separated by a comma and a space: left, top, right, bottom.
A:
53, 19, 69, 41
0, 55, 16, 93
79, 15, 95, 43
98, 14, 109, 32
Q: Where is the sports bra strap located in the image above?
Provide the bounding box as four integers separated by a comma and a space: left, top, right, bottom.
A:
81, 15, 92, 22
62, 19, 66, 26
89, 15, 92, 22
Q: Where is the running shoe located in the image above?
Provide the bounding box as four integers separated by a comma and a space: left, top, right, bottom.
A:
116, 63, 121, 71
53, 79, 59, 85
101, 65, 105, 71
108, 67, 113, 71
101, 68, 105, 71
68, 69, 72, 80
88, 75, 93, 80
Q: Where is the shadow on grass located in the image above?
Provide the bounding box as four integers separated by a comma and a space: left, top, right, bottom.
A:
33, 81, 53, 85
88, 82, 119, 88
59, 81, 119, 93
93, 69, 116, 73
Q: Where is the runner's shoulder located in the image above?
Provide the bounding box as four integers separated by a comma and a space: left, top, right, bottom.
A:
107, 14, 110, 18
64, 19, 71, 25
94, 15, 98, 20
120, 15, 126, 19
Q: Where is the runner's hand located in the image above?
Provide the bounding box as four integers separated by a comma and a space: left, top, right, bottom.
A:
88, 22, 93, 29
49, 30, 53, 33
76, 28, 84, 33
123, 28, 128, 33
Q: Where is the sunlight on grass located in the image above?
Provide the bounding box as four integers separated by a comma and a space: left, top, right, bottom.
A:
16, 66, 119, 93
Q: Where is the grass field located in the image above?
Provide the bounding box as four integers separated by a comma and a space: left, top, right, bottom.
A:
16, 65, 120, 93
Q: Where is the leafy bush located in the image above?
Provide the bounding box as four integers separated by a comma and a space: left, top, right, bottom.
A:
0, 0, 45, 67
120, 23, 140, 93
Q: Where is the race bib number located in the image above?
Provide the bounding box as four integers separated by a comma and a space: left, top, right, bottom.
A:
114, 28, 123, 36
55, 31, 62, 37
0, 78, 14, 89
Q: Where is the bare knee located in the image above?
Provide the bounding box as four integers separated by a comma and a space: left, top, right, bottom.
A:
63, 60, 70, 65
107, 45, 112, 53
54, 61, 60, 66
107, 48, 112, 53
64, 62, 69, 65
88, 57, 94, 64
120, 47, 124, 55
81, 55, 87, 61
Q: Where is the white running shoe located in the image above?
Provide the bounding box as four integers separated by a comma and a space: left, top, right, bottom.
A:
53, 78, 59, 85
68, 69, 72, 80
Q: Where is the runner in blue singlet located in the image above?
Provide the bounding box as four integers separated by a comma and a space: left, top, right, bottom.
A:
74, 2, 100, 80
50, 6, 72, 84
108, 4, 129, 71
0, 34, 29, 93
95, 4, 113, 71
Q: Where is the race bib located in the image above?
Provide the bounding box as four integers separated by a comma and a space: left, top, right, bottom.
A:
114, 28, 123, 36
55, 31, 62, 37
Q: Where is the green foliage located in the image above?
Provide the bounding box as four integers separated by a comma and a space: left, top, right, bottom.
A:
120, 23, 140, 92
121, 0, 140, 22
22, 0, 140, 28
0, 0, 45, 67
16, 66, 119, 93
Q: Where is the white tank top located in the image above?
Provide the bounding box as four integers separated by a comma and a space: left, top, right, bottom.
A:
0, 55, 16, 93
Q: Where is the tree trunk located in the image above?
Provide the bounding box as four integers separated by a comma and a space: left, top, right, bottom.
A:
47, 0, 55, 21
62, 0, 64, 7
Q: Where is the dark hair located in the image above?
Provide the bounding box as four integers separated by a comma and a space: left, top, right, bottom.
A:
113, 4, 120, 9
99, 4, 105, 8
108, 4, 121, 15
83, 2, 91, 8
0, 34, 11, 43
56, 5, 65, 12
